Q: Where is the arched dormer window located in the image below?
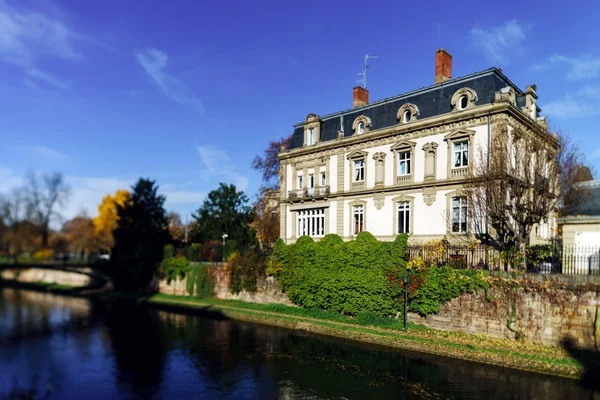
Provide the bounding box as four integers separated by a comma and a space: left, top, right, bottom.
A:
352, 115, 371, 135
397, 103, 419, 124
451, 88, 478, 111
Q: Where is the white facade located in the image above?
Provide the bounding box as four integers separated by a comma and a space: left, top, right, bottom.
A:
278, 68, 553, 245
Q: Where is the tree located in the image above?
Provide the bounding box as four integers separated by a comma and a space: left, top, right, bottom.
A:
555, 130, 594, 216
93, 189, 131, 252
192, 183, 255, 251
467, 123, 560, 265
250, 135, 292, 250
110, 178, 170, 290
25, 171, 70, 248
252, 135, 292, 191
249, 190, 280, 251
167, 212, 187, 245
62, 213, 98, 260
0, 189, 37, 261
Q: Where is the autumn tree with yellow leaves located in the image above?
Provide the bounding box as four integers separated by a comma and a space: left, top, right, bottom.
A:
93, 189, 131, 252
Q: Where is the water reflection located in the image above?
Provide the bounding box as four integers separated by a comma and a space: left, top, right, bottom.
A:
0, 287, 597, 400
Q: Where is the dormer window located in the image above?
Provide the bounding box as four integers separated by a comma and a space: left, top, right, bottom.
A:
397, 103, 419, 124
307, 128, 315, 145
451, 88, 477, 112
352, 116, 371, 135
357, 121, 365, 134
303, 114, 321, 146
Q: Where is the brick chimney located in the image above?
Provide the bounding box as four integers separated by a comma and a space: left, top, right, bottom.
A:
353, 86, 369, 108
434, 48, 452, 84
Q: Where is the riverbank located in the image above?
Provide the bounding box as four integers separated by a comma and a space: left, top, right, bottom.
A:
0, 280, 589, 379
102, 291, 585, 379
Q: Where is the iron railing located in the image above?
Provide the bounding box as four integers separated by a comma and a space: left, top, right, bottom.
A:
288, 185, 330, 200
406, 244, 600, 275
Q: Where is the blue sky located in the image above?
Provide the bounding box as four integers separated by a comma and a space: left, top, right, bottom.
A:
1, 0, 599, 220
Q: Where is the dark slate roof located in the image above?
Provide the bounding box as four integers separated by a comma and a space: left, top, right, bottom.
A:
288, 68, 531, 150
567, 181, 600, 216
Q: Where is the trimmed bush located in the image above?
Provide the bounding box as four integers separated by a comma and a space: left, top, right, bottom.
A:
271, 233, 408, 316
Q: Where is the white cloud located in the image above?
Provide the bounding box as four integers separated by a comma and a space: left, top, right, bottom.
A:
470, 20, 527, 64
197, 146, 249, 191
543, 95, 599, 119
135, 48, 203, 111
25, 145, 69, 160
531, 55, 600, 81
163, 191, 206, 205
0, 0, 81, 89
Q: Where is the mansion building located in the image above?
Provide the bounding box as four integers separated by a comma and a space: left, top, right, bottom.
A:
277, 49, 554, 244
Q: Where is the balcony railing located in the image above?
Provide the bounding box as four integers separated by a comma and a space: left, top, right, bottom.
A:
288, 185, 330, 200
449, 167, 468, 179
396, 174, 412, 185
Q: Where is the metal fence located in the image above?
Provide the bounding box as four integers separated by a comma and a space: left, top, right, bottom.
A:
405, 244, 600, 275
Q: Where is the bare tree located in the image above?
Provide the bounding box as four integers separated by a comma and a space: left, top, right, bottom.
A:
0, 189, 36, 261
555, 130, 594, 216
467, 123, 560, 267
25, 171, 70, 248
249, 190, 280, 251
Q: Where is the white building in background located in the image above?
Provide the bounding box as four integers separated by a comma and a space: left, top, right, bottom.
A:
277, 49, 554, 244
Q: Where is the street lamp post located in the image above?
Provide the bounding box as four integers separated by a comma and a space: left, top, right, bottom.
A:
222, 233, 228, 263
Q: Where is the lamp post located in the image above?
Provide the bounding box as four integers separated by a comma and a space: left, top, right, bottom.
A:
404, 272, 409, 331
222, 233, 228, 263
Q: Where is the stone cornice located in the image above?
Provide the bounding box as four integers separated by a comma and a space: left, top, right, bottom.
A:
279, 102, 537, 161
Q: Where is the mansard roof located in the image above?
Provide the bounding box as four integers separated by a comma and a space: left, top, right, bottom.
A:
288, 68, 531, 150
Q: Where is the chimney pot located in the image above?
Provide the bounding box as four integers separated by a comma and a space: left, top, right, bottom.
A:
434, 48, 452, 84
353, 86, 369, 108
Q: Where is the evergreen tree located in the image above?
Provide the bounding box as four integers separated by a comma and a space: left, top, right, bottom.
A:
192, 183, 255, 252
111, 178, 170, 290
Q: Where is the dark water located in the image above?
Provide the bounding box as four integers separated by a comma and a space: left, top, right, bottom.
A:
0, 288, 595, 400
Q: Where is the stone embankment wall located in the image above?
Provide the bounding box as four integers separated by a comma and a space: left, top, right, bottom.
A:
409, 274, 600, 348
158, 263, 292, 306
159, 268, 600, 348
0, 268, 93, 287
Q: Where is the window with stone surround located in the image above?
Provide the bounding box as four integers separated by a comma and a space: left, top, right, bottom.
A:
452, 140, 469, 168
451, 196, 468, 233
391, 141, 416, 185
352, 205, 364, 235
444, 129, 475, 179
397, 201, 410, 234
347, 150, 368, 190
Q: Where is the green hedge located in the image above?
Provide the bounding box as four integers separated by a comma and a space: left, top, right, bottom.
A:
270, 233, 408, 316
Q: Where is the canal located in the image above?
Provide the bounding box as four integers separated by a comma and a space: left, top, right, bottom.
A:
0, 288, 594, 399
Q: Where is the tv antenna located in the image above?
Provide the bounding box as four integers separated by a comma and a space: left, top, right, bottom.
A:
357, 54, 378, 89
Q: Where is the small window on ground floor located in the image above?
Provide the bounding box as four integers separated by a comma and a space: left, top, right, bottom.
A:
451, 196, 468, 233
397, 201, 410, 234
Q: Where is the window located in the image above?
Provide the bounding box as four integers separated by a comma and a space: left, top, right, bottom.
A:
459, 95, 468, 110
308, 174, 314, 195
403, 110, 411, 123
352, 205, 364, 235
297, 175, 303, 189
398, 151, 411, 175
453, 140, 469, 168
353, 159, 365, 182
451, 197, 468, 233
320, 172, 326, 186
297, 209, 325, 237
307, 128, 315, 145
357, 121, 365, 134
397, 201, 410, 234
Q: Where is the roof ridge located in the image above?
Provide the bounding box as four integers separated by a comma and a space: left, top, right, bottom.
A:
293, 67, 505, 127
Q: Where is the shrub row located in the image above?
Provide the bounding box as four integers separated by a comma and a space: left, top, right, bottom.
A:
270, 232, 408, 316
